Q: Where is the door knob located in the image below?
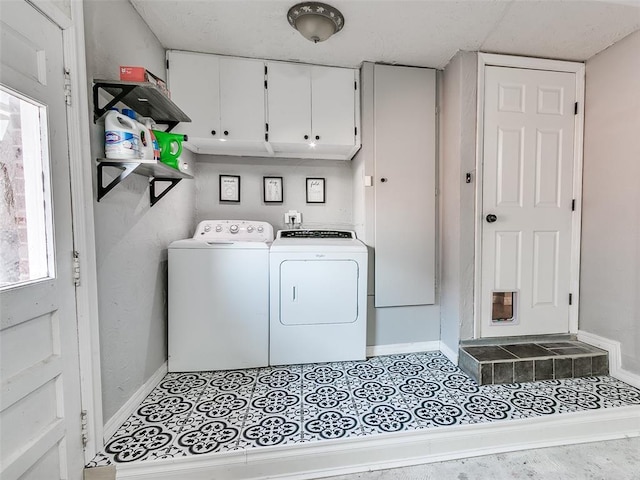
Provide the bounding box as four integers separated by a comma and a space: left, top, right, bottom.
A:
486, 214, 497, 223
380, 178, 388, 183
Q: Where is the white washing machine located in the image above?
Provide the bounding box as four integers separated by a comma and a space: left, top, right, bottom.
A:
168, 220, 273, 372
269, 230, 368, 365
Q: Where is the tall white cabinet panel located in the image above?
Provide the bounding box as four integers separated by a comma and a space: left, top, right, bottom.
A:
374, 65, 436, 307
266, 61, 360, 160
167, 50, 268, 155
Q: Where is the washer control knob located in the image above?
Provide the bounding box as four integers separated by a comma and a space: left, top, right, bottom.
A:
229, 224, 239, 234
215, 225, 222, 232
247, 226, 254, 233
204, 224, 211, 232
257, 226, 264, 233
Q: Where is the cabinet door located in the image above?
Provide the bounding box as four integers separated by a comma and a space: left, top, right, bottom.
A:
266, 62, 311, 146
311, 66, 355, 147
167, 50, 220, 138
219, 57, 265, 143
374, 65, 436, 307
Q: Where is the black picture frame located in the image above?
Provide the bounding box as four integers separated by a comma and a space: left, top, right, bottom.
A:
306, 177, 326, 204
263, 176, 284, 203
219, 175, 240, 202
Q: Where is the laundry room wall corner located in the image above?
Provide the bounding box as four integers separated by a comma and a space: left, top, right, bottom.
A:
440, 51, 478, 356
84, 0, 196, 424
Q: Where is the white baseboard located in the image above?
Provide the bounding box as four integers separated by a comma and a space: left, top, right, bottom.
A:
438, 341, 459, 365
115, 406, 640, 480
103, 362, 167, 442
366, 341, 441, 357
577, 330, 640, 388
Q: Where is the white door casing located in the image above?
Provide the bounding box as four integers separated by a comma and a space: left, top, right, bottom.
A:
0, 2, 84, 479
479, 60, 581, 338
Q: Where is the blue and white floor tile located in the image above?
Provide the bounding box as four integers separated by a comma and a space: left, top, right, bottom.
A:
87, 351, 640, 467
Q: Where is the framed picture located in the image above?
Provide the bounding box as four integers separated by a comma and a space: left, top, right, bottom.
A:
306, 177, 325, 204
219, 175, 240, 202
263, 176, 283, 203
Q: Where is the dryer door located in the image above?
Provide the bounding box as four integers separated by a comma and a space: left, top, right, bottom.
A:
279, 260, 358, 325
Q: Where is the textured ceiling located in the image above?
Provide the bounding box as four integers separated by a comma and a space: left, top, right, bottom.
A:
130, 0, 640, 69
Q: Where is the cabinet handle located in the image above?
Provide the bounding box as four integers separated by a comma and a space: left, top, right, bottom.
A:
211, 130, 216, 136
315, 135, 320, 140
224, 130, 229, 136
380, 178, 388, 183
304, 135, 309, 140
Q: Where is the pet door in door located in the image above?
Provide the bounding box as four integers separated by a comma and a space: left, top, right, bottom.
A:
491, 291, 518, 324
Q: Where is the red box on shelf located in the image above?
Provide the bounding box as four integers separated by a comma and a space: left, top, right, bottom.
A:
119, 66, 169, 97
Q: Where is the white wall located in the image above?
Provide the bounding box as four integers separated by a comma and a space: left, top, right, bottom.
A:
439, 52, 478, 355
194, 156, 353, 230
580, 30, 640, 374
84, 0, 196, 422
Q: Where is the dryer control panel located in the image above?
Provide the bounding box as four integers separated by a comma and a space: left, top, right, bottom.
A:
193, 220, 274, 242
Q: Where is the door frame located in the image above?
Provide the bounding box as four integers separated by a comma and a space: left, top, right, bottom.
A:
474, 53, 585, 339
28, 0, 103, 462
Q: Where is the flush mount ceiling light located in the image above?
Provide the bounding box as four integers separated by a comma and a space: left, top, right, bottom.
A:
287, 2, 344, 43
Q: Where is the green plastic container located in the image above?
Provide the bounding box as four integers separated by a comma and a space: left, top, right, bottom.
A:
152, 130, 187, 169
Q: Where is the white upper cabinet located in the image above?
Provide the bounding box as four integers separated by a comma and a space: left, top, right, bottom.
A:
167, 50, 360, 160
267, 61, 360, 160
167, 50, 268, 155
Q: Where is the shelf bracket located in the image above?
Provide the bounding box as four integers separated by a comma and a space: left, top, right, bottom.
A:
150, 178, 182, 206
93, 83, 136, 122
97, 162, 138, 201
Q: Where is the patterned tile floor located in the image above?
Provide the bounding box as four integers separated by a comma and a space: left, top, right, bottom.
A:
87, 351, 640, 466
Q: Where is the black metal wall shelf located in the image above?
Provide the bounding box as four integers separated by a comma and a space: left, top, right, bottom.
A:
93, 80, 191, 132
96, 159, 192, 207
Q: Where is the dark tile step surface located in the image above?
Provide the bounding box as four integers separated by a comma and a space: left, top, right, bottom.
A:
459, 341, 609, 385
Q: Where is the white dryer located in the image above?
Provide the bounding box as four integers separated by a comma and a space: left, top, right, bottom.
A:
168, 220, 273, 372
269, 230, 368, 365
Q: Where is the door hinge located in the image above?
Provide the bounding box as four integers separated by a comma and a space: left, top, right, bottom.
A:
81, 409, 88, 448
354, 81, 357, 90
264, 65, 267, 75
64, 69, 72, 106
571, 199, 576, 211
73, 250, 80, 287
265, 123, 269, 132
569, 293, 573, 305
264, 80, 268, 89
355, 126, 357, 136
166, 59, 169, 70
265, 133, 269, 141
574, 102, 578, 115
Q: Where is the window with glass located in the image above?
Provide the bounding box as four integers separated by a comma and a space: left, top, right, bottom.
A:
0, 86, 54, 289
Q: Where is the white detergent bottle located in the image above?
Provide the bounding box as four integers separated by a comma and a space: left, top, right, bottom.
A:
140, 117, 161, 161
105, 109, 139, 159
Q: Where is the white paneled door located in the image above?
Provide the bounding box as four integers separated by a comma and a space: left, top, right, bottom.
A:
0, 2, 84, 479
481, 66, 576, 337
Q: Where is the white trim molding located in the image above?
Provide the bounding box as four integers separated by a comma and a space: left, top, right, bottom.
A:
438, 341, 459, 365
103, 363, 168, 442
366, 341, 441, 358
65, 0, 104, 462
577, 330, 640, 388
114, 406, 640, 480
474, 52, 585, 339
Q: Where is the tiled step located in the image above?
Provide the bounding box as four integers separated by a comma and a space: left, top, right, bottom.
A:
458, 340, 609, 385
